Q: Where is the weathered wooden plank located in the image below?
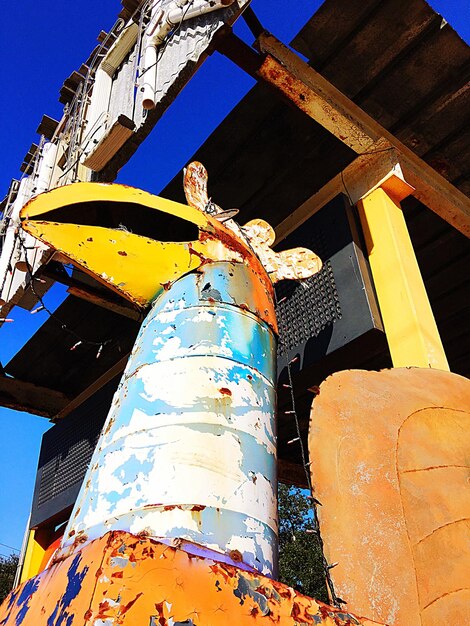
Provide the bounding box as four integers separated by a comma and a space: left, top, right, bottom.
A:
278, 458, 309, 489
275, 140, 402, 241
56, 354, 129, 420
67, 286, 141, 320
0, 376, 71, 418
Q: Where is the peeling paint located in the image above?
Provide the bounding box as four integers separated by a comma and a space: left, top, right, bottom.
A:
0, 532, 384, 626
60, 262, 278, 576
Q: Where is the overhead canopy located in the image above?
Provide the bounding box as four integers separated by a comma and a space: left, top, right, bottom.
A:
2, 0, 469, 482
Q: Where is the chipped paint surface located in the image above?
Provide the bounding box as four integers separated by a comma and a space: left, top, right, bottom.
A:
0, 531, 385, 625
20, 182, 277, 328
61, 262, 279, 576
18, 174, 322, 592
183, 161, 323, 284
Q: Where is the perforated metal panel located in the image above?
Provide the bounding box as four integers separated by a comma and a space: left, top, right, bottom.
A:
30, 377, 120, 528
275, 195, 384, 374
276, 260, 342, 351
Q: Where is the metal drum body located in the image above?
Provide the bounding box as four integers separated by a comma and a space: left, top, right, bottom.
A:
62, 262, 278, 576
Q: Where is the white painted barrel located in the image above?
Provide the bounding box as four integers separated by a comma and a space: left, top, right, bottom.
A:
62, 262, 278, 576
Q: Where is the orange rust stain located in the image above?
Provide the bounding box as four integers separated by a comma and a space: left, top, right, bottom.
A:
188, 242, 207, 264
118, 250, 127, 256
120, 592, 143, 616
218, 387, 232, 397
228, 549, 243, 563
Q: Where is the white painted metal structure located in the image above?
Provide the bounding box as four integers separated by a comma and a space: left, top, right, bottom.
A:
0, 0, 249, 316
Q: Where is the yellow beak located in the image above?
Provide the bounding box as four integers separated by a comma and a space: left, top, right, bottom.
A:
20, 182, 264, 308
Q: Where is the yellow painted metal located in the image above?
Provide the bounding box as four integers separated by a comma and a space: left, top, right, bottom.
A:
21, 182, 208, 227
20, 182, 271, 309
358, 187, 449, 370
23, 221, 205, 307
19, 530, 46, 584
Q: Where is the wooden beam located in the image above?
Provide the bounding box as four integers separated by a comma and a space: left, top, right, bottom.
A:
278, 458, 309, 489
67, 286, 141, 321
42, 264, 142, 321
275, 140, 405, 241
55, 353, 130, 420
0, 376, 71, 418
256, 33, 470, 237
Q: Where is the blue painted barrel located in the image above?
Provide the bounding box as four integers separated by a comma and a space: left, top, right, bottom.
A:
61, 262, 278, 576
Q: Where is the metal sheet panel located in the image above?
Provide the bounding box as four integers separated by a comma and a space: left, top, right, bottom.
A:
0, 531, 384, 626
100, 0, 250, 179
108, 47, 137, 123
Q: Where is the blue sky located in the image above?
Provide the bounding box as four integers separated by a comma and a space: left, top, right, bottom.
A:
0, 0, 468, 559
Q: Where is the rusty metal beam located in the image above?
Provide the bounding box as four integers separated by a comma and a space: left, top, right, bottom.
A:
0, 375, 71, 418
253, 33, 470, 237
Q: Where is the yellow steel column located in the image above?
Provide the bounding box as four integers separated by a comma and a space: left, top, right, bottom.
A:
357, 187, 449, 370
19, 529, 47, 583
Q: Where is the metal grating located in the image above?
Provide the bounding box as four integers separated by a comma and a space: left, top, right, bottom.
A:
31, 377, 120, 527
275, 195, 383, 372
276, 260, 342, 352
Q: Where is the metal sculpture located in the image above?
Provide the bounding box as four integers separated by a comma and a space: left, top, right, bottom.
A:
1, 163, 386, 626
17, 162, 320, 578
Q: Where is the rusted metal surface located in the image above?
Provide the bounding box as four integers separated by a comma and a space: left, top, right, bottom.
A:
183, 161, 322, 284
0, 530, 384, 625
254, 33, 470, 238
257, 54, 377, 155
0, 0, 252, 313
19, 167, 321, 581
60, 261, 279, 576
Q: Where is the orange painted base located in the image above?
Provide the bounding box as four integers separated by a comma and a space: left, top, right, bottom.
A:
309, 368, 470, 626
0, 531, 383, 625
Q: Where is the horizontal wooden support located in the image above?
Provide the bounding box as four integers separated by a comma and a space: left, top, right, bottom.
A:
67, 286, 141, 320
42, 263, 142, 321
276, 140, 409, 241
256, 33, 470, 238
0, 375, 71, 418
56, 353, 130, 420
278, 458, 309, 489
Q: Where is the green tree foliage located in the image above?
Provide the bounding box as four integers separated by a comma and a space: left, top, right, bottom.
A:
278, 484, 329, 602
0, 553, 18, 604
